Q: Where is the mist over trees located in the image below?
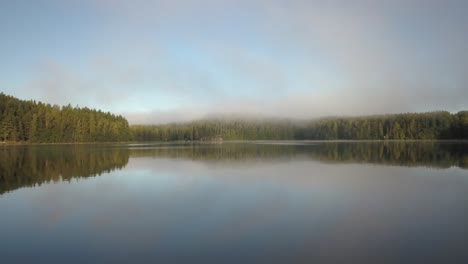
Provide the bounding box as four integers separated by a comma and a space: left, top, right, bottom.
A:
0, 93, 467, 143
133, 111, 468, 141
0, 93, 133, 143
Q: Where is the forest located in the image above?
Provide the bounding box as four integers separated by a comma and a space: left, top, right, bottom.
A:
0, 93, 133, 143
132, 111, 468, 141
1, 93, 467, 143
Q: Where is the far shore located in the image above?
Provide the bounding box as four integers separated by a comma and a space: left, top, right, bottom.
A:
1, 139, 468, 146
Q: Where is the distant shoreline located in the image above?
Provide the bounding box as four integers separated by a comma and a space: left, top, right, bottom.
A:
2, 139, 468, 146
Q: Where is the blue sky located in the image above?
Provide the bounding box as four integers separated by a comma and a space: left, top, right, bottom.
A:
1, 0, 467, 124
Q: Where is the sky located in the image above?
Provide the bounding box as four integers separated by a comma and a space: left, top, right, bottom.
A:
1, 0, 467, 124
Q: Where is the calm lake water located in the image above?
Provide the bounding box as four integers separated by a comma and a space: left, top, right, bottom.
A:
1, 141, 467, 263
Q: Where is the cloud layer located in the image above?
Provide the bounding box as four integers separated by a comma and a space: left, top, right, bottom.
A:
1, 0, 467, 123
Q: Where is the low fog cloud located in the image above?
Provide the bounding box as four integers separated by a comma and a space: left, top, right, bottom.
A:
107, 0, 468, 124
4, 0, 468, 124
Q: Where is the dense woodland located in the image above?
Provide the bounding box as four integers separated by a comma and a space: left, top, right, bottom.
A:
133, 111, 468, 141
1, 93, 467, 143
0, 93, 133, 142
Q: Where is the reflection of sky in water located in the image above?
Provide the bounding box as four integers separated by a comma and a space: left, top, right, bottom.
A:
1, 154, 468, 263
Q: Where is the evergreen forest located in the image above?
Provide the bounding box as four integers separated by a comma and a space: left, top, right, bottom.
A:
1, 93, 467, 143
0, 93, 133, 142
133, 111, 468, 141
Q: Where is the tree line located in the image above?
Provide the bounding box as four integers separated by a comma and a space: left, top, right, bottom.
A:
0, 93, 133, 143
1, 93, 467, 142
132, 111, 468, 141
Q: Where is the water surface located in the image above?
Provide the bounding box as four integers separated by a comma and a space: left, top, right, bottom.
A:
1, 142, 467, 263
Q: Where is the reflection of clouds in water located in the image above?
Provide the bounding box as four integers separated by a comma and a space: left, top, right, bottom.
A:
1, 145, 468, 262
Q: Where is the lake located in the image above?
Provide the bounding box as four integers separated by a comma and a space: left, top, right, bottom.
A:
1, 141, 467, 263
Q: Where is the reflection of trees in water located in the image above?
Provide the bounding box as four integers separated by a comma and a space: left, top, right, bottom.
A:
1, 142, 466, 195
305, 141, 468, 169
0, 145, 129, 195
129, 142, 468, 169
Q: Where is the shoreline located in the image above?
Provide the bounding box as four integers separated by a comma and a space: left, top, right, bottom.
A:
1, 139, 468, 146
